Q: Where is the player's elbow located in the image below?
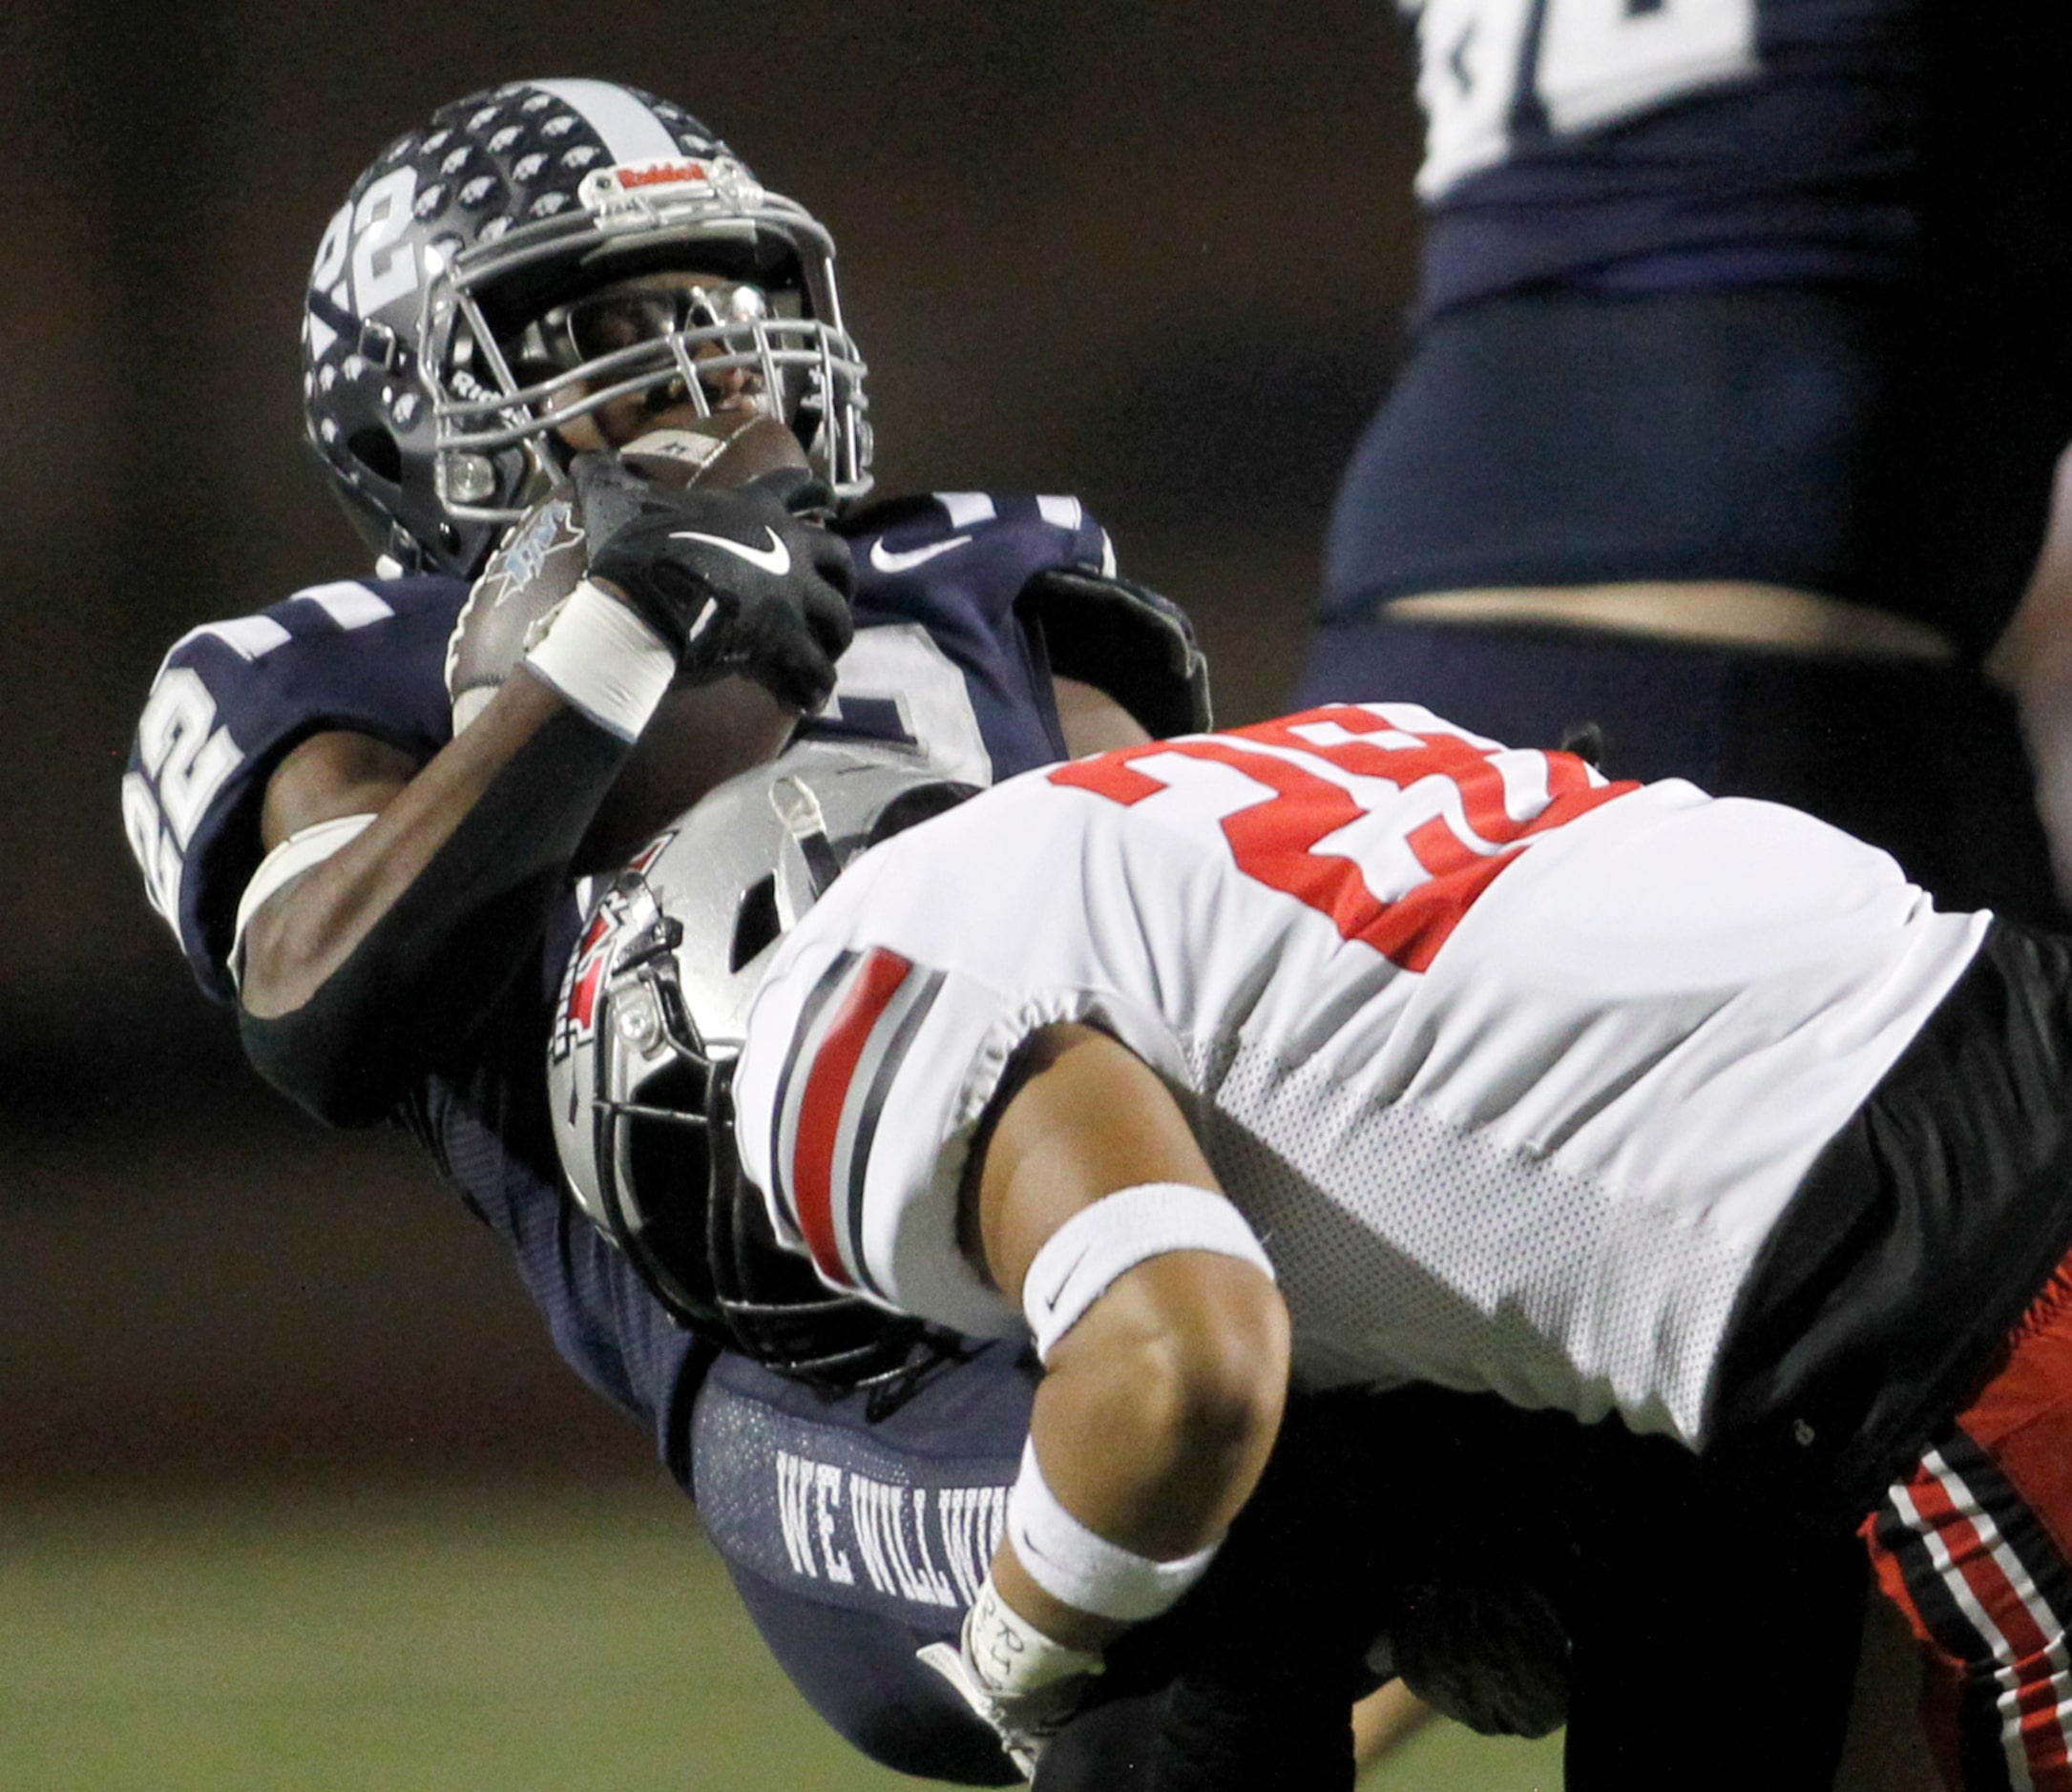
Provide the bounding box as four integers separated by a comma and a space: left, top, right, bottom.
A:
238, 998, 405, 1128
1148, 1263, 1289, 1461
1066, 1256, 1289, 1546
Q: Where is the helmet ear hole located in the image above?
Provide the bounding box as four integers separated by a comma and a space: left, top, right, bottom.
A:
730, 874, 782, 971
346, 427, 402, 485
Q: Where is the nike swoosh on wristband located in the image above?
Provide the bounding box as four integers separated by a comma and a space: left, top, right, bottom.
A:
869, 534, 972, 574
1009, 1512, 1062, 1566
670, 527, 791, 575
1039, 1245, 1092, 1312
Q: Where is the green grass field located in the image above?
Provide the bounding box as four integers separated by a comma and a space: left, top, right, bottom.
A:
0, 1479, 1563, 1789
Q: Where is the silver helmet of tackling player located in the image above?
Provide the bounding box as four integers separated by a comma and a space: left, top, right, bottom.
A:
548, 743, 975, 1386
302, 78, 871, 577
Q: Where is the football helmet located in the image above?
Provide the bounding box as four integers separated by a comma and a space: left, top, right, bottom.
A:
303, 78, 870, 577
548, 743, 975, 1386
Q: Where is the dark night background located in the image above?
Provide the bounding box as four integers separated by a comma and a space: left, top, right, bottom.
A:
0, 3, 1422, 1491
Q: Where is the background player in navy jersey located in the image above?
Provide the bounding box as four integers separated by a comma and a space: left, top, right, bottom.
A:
1276, 2, 2072, 1782
122, 78, 1228, 1786
1304, 0, 2072, 928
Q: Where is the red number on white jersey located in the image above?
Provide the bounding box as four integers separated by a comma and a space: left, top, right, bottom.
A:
1050, 703, 1634, 971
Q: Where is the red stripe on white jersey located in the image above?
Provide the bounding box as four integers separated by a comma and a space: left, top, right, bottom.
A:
788, 948, 915, 1286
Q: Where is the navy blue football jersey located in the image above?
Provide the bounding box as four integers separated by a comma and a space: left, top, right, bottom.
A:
125, 491, 1117, 1005
1403, 0, 1918, 317
122, 490, 1122, 1775
123, 578, 461, 1005
807, 489, 1115, 770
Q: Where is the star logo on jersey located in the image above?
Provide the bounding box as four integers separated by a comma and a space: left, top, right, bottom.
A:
869, 534, 971, 575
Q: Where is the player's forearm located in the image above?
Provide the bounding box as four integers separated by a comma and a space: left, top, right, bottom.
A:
966, 1024, 1290, 1646
992, 1252, 1289, 1652
924, 1257, 1287, 1769
241, 672, 602, 1011
238, 671, 635, 1123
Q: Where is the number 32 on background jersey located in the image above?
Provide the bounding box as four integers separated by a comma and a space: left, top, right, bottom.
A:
1406, 0, 1758, 196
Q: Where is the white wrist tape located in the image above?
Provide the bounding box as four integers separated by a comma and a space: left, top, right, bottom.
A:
230, 812, 378, 990
522, 577, 675, 741
1020, 1181, 1275, 1362
962, 1571, 1105, 1699
1005, 1439, 1219, 1622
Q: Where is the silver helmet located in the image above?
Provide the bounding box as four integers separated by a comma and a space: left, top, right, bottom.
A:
548, 743, 975, 1385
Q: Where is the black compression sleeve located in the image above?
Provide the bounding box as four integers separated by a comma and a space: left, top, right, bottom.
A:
239, 707, 631, 1126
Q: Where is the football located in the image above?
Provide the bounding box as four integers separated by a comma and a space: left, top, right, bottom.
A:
445, 414, 808, 732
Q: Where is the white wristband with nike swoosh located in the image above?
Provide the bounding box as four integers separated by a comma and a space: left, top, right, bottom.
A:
1006, 1439, 1219, 1622
1019, 1181, 1275, 1363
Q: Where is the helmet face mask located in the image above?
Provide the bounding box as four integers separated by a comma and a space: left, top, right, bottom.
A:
548, 747, 978, 1387
303, 80, 871, 577
507, 276, 799, 393
564, 881, 727, 1333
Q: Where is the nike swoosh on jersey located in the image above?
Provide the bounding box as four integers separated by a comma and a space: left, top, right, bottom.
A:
670, 527, 791, 575
869, 534, 972, 574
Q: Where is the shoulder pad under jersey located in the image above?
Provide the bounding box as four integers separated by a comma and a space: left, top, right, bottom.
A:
741, 934, 1031, 1344
123, 575, 466, 1002
1019, 568, 1213, 739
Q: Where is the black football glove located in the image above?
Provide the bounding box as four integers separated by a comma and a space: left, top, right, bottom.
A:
1389, 1576, 1571, 1739
572, 453, 855, 714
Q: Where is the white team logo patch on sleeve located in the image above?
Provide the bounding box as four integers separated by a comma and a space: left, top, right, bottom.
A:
768, 946, 945, 1294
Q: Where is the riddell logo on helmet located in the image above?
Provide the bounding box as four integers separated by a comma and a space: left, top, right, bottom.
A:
617, 160, 710, 190
582, 160, 713, 216
581, 157, 761, 222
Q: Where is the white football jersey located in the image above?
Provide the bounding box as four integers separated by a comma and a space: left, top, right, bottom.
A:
733, 704, 1987, 1447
